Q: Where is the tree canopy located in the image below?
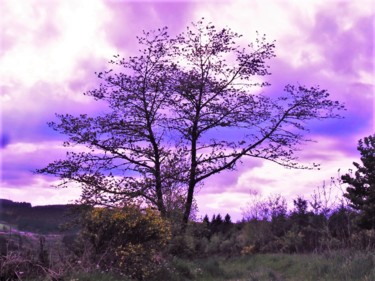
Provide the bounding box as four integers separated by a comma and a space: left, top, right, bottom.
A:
37, 20, 345, 227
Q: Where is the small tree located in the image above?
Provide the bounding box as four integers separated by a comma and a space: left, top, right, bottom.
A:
343, 135, 375, 230
290, 197, 309, 228
38, 19, 345, 228
224, 213, 232, 224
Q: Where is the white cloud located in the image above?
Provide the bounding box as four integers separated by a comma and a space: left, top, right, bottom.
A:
0, 0, 115, 87
0, 177, 81, 206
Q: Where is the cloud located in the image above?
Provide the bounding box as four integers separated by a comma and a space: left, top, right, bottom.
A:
1, 80, 109, 146
0, 0, 117, 147
103, 1, 194, 52
196, 192, 247, 221
309, 8, 374, 76
0, 0, 373, 222
0, 134, 10, 149
261, 5, 374, 149
0, 177, 81, 206
0, 0, 114, 87
0, 142, 67, 186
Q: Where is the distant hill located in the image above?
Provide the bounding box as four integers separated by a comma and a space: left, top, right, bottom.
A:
0, 199, 84, 234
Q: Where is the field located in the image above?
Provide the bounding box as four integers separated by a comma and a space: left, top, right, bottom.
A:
63, 251, 375, 281
2, 228, 375, 280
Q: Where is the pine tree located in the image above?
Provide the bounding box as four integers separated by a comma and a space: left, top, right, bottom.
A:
203, 214, 210, 226
224, 213, 232, 224
343, 135, 375, 229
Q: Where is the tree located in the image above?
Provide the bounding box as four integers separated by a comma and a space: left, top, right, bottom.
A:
290, 196, 309, 228
37, 27, 182, 218
203, 214, 210, 226
37, 19, 345, 228
164, 20, 344, 226
343, 135, 375, 229
224, 213, 232, 224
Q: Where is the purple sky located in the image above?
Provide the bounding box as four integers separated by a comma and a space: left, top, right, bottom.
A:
1, 0, 374, 221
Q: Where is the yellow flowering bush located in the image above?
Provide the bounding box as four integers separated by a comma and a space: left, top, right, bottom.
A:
81, 205, 171, 280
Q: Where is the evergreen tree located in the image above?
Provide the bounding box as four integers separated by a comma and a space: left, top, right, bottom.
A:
343, 135, 375, 229
215, 214, 223, 224
203, 214, 210, 226
224, 214, 232, 225
291, 197, 309, 228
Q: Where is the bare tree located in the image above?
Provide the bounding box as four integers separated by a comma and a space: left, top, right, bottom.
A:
37, 20, 345, 228
166, 20, 345, 225
37, 28, 179, 217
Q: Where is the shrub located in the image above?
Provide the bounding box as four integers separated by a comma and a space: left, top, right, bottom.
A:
81, 205, 171, 280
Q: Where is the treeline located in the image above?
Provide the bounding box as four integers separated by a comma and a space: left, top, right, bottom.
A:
175, 198, 372, 260
176, 134, 375, 258
0, 199, 79, 234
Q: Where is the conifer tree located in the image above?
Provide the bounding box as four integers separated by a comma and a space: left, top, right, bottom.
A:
343, 135, 375, 229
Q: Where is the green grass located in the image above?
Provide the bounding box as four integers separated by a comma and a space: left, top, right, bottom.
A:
167, 251, 375, 281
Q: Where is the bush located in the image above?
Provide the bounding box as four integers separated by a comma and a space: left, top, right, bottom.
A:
81, 205, 171, 280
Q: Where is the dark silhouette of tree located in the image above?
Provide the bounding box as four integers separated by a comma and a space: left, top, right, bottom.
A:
224, 213, 232, 225
209, 213, 223, 234
343, 135, 375, 230
37, 27, 182, 218
167, 21, 344, 226
268, 195, 288, 237
290, 197, 309, 228
203, 214, 210, 226
37, 19, 345, 228
215, 214, 223, 224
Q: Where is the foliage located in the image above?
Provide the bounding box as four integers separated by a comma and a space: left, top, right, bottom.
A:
343, 134, 375, 229
37, 19, 345, 228
328, 204, 357, 247
81, 205, 171, 280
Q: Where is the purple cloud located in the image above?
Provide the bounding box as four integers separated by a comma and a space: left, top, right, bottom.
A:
0, 0, 373, 221
104, 1, 194, 52
1, 142, 67, 187
0, 134, 10, 149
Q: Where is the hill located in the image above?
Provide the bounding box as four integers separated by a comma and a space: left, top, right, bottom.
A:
0, 199, 81, 234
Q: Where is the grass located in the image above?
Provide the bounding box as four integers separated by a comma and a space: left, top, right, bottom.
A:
9, 250, 375, 281
65, 251, 375, 281
165, 251, 375, 281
